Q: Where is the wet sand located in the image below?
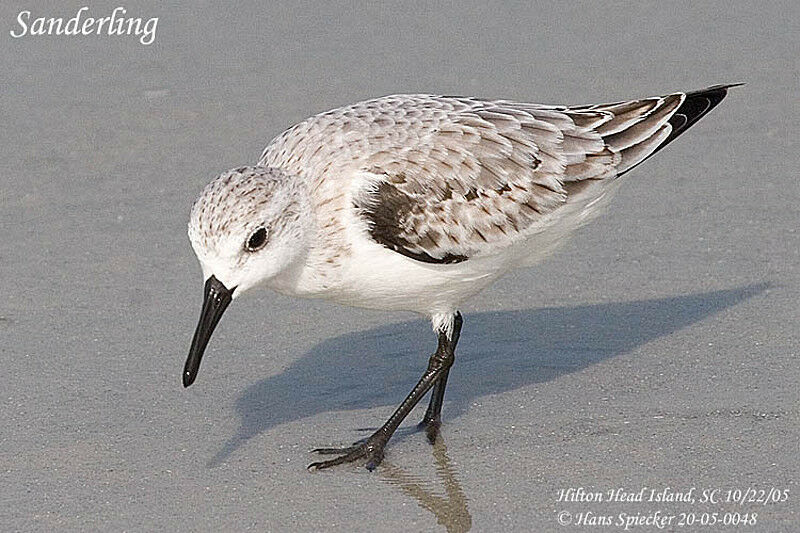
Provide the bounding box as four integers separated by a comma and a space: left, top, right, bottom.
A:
1, 1, 797, 531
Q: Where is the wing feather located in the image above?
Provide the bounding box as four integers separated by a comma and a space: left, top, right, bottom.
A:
258, 87, 736, 264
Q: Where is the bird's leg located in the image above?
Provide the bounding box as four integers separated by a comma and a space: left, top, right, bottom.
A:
308, 313, 463, 471
419, 369, 450, 443
419, 313, 462, 443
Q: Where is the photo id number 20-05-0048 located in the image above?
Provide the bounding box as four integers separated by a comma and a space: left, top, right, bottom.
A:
556, 487, 790, 529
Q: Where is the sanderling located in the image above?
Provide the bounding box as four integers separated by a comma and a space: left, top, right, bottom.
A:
184, 84, 739, 470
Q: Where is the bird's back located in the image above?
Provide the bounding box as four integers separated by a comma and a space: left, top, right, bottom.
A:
258, 87, 736, 273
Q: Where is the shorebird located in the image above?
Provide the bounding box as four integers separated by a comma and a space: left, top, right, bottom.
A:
184, 84, 738, 470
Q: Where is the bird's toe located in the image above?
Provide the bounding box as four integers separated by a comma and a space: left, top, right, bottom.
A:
307, 435, 387, 471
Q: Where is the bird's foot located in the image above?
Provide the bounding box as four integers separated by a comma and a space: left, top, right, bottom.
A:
308, 433, 388, 471
417, 415, 441, 445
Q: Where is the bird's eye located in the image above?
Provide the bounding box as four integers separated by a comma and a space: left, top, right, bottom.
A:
245, 227, 268, 252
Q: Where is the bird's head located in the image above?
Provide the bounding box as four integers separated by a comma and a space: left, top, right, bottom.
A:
183, 166, 309, 387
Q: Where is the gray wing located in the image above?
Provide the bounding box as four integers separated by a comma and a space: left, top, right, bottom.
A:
260, 86, 734, 264
352, 86, 734, 264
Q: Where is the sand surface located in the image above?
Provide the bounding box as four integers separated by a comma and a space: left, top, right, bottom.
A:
2, 1, 797, 531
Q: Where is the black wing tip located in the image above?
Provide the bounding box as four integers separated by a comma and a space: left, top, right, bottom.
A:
615, 83, 742, 177
691, 82, 745, 92
682, 82, 743, 111
653, 82, 741, 154
678, 82, 741, 120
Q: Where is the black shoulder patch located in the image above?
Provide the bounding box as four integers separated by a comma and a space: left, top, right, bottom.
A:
355, 181, 469, 265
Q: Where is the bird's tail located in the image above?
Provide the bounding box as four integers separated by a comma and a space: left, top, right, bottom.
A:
566, 83, 742, 176
573, 83, 742, 177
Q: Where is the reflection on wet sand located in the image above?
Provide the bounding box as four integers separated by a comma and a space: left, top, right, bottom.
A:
380, 439, 472, 533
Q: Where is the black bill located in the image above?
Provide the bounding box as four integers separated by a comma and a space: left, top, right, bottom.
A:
183, 275, 233, 387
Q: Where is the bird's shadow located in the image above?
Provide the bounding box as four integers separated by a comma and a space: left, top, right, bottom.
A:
210, 283, 767, 466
